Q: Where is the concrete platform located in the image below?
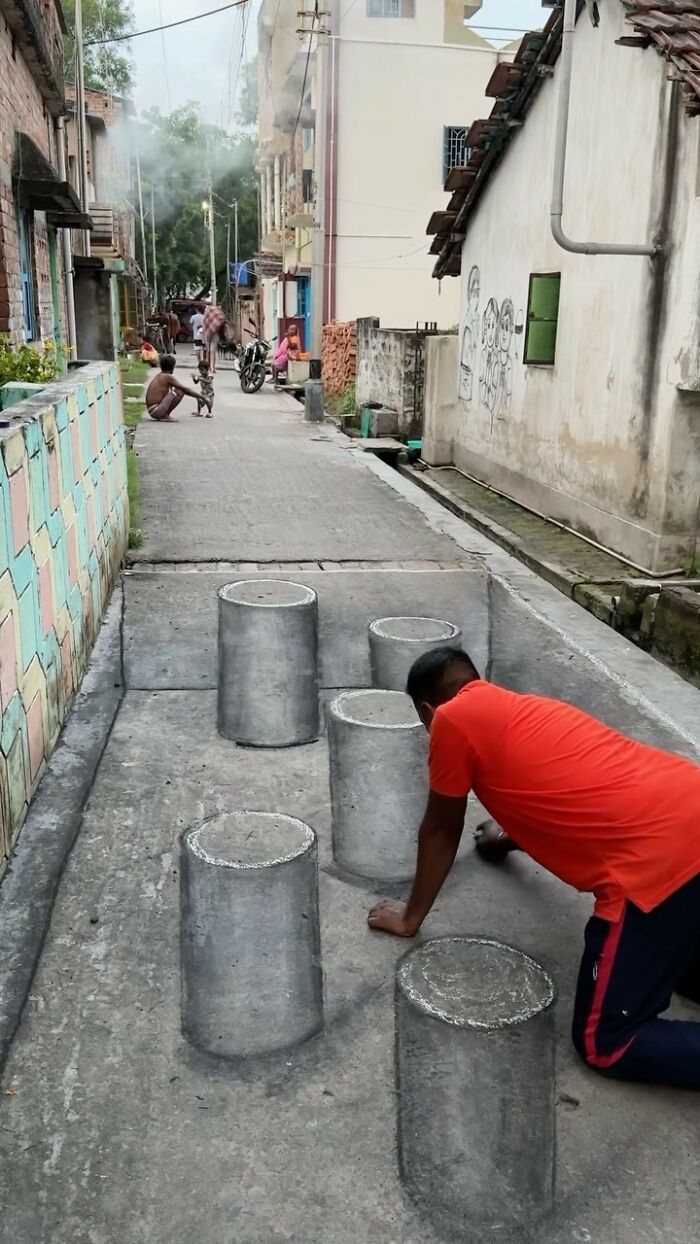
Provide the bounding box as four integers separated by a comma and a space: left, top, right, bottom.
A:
2, 688, 699, 1243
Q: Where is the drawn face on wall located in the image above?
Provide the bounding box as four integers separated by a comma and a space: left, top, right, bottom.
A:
483, 299, 498, 349
467, 265, 480, 315
499, 299, 514, 354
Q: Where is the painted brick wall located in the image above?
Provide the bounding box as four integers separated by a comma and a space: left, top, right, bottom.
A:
0, 362, 128, 862
0, 11, 67, 346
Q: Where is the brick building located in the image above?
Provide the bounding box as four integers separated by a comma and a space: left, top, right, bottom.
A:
0, 0, 87, 352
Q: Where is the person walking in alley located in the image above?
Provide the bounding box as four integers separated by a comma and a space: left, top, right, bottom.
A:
192, 356, 215, 417
190, 307, 205, 361
145, 355, 202, 422
202, 301, 227, 373
368, 646, 700, 1090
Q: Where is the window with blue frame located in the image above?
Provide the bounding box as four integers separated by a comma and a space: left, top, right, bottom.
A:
17, 208, 35, 341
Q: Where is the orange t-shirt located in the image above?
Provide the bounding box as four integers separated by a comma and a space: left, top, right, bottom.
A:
429, 681, 700, 921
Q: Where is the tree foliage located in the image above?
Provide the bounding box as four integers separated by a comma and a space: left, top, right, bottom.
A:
134, 104, 258, 304
63, 0, 135, 95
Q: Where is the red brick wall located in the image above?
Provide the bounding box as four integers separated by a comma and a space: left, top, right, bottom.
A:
0, 12, 67, 348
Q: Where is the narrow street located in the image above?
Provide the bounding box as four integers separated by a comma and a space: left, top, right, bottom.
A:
1, 363, 698, 1244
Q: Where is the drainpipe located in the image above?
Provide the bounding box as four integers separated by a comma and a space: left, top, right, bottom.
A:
55, 116, 78, 362
551, 0, 658, 256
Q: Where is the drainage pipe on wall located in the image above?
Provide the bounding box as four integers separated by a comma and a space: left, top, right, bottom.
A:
551, 0, 658, 257
55, 116, 78, 362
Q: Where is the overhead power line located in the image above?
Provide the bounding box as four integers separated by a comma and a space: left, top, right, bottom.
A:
84, 0, 250, 47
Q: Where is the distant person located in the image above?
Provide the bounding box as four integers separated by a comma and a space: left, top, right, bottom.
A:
202, 302, 227, 373
145, 354, 201, 422
192, 357, 215, 418
190, 308, 205, 361
272, 325, 300, 382
164, 310, 180, 354
369, 646, 700, 1090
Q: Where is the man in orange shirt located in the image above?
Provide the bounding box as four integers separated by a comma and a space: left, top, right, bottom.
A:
369, 646, 700, 1088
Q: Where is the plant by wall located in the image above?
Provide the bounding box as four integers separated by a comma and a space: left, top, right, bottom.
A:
0, 340, 60, 387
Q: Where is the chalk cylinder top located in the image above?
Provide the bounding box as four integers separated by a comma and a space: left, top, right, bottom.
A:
218, 580, 317, 609
185, 811, 316, 870
330, 689, 422, 729
397, 937, 556, 1031
369, 616, 461, 644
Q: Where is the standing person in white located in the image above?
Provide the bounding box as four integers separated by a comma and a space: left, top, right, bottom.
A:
190, 309, 205, 362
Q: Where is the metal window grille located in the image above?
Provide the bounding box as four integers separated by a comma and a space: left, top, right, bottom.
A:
18, 209, 35, 341
442, 126, 470, 185
367, 0, 415, 17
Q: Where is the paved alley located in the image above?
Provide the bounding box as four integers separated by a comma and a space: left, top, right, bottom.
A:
1, 363, 699, 1244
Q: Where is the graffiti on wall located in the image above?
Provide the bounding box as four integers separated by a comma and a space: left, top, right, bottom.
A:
459, 265, 481, 404
459, 265, 524, 429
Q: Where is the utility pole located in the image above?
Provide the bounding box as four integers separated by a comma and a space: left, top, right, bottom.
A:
135, 144, 148, 285
74, 0, 91, 256
208, 182, 217, 302
309, 8, 327, 359
150, 182, 158, 308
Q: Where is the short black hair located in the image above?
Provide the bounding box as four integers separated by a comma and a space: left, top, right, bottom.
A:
159, 354, 176, 373
406, 646, 478, 704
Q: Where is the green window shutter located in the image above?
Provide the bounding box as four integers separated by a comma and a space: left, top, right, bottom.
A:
524, 273, 561, 366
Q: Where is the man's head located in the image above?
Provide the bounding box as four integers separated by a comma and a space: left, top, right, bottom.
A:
159, 354, 176, 374
406, 647, 479, 729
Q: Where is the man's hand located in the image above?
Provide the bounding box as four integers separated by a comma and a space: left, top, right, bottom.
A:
367, 899, 418, 938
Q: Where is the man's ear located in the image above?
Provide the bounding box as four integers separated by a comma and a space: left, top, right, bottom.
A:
418, 701, 435, 730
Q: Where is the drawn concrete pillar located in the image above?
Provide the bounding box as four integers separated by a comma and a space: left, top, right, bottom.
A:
328, 690, 427, 880
369, 616, 462, 692
218, 579, 319, 747
395, 936, 556, 1236
181, 811, 323, 1058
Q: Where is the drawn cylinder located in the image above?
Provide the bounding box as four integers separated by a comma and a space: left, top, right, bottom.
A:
217, 579, 319, 746
368, 616, 462, 692
180, 811, 323, 1058
328, 689, 427, 881
395, 936, 556, 1237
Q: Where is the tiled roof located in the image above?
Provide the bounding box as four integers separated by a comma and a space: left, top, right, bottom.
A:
429, 1, 700, 280
624, 2, 700, 115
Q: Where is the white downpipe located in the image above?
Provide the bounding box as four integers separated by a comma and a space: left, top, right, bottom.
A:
551, 0, 658, 257
273, 156, 281, 232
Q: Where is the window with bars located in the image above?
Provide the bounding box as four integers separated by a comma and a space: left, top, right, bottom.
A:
367, 0, 415, 17
17, 208, 35, 341
524, 273, 561, 366
302, 169, 313, 205
443, 126, 470, 185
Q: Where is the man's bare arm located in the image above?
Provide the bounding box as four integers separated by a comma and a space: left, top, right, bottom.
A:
368, 790, 467, 937
169, 376, 201, 399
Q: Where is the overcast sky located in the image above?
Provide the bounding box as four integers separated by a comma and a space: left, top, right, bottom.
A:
128, 0, 547, 124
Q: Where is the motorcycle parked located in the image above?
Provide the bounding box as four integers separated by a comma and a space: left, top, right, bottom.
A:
239, 333, 271, 394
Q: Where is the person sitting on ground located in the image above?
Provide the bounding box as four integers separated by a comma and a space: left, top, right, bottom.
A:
368, 646, 700, 1090
272, 326, 300, 382
145, 354, 202, 422
191, 357, 215, 418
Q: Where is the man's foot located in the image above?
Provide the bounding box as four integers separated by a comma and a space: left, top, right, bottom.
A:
474, 820, 519, 864
206, 412, 213, 418
161, 416, 178, 423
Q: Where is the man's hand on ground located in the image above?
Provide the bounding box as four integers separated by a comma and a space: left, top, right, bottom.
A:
367, 899, 417, 937
474, 819, 518, 864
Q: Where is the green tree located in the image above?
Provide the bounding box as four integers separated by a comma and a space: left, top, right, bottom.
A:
63, 0, 135, 95
134, 105, 258, 304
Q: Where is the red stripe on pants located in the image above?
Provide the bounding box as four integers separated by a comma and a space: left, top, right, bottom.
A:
584, 910, 635, 1069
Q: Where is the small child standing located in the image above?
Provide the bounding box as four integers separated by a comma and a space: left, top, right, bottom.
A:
192, 358, 215, 417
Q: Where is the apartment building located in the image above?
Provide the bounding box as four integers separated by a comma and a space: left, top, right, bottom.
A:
256, 0, 512, 350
